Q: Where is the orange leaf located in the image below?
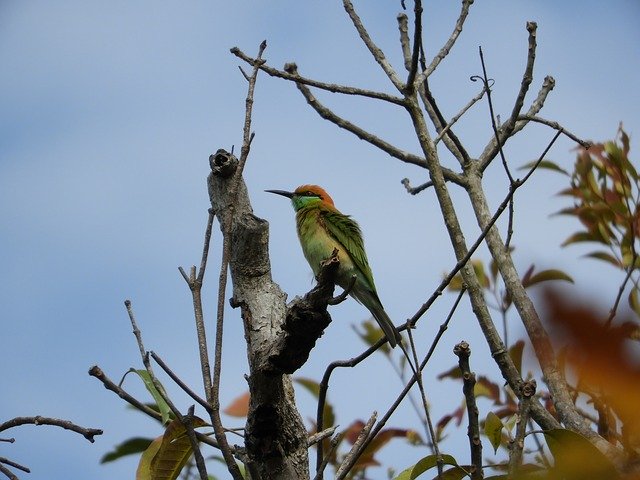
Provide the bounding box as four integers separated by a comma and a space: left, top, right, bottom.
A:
224, 391, 249, 417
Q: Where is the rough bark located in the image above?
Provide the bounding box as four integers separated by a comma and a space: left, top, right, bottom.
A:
208, 151, 310, 479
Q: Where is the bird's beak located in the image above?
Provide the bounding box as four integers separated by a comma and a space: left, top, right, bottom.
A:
265, 189, 294, 198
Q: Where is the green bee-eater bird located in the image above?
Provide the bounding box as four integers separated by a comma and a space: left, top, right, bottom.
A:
266, 184, 401, 347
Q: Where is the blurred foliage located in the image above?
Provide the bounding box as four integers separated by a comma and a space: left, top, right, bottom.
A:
548, 126, 640, 320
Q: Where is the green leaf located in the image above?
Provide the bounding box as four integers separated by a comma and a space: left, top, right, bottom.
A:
136, 436, 163, 480
432, 466, 474, 480
484, 412, 504, 454
437, 364, 462, 381
471, 259, 490, 289
141, 416, 208, 480
125, 369, 173, 425
544, 428, 619, 479
101, 437, 154, 463
519, 159, 569, 175
355, 319, 392, 354
523, 269, 574, 288
393, 453, 459, 480
561, 231, 604, 246
584, 250, 622, 268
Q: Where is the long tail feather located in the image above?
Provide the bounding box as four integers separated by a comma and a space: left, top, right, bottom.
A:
353, 287, 401, 348
369, 302, 401, 348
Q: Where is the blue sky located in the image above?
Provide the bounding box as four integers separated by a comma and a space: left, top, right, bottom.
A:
1, 1, 639, 479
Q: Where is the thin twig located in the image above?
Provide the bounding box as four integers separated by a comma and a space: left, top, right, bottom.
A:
88, 366, 219, 449
321, 144, 563, 452
312, 434, 341, 480
0, 463, 19, 480
0, 458, 29, 474
348, 289, 468, 470
479, 75, 556, 171
282, 63, 425, 168
0, 416, 102, 443
435, 84, 488, 145
409, 129, 563, 328
405, 0, 423, 93
125, 301, 210, 480
342, 0, 404, 91
517, 115, 591, 148
397, 13, 412, 71
179, 210, 215, 408
476, 46, 514, 183
284, 63, 466, 186
125, 299, 147, 361
183, 405, 209, 480
316, 288, 466, 474
417, 0, 474, 83
231, 47, 406, 106
406, 327, 443, 476
308, 426, 338, 447
89, 365, 163, 421
508, 380, 536, 475
506, 22, 538, 137
401, 177, 435, 194
149, 351, 211, 412
334, 412, 377, 480
527, 419, 552, 468
606, 260, 636, 327
454, 342, 483, 479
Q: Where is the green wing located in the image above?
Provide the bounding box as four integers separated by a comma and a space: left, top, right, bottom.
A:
321, 209, 377, 293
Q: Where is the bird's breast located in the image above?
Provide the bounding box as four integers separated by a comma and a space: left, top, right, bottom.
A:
297, 212, 354, 276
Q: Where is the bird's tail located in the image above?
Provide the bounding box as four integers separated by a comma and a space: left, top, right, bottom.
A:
356, 289, 401, 348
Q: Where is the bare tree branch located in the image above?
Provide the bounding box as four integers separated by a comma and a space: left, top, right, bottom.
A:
454, 341, 483, 479
334, 412, 377, 480
397, 13, 412, 71
282, 63, 426, 167
506, 22, 538, 135
307, 427, 338, 447
231, 47, 406, 106
509, 380, 536, 475
178, 210, 215, 410
0, 458, 29, 474
405, 0, 423, 93
149, 351, 211, 412
518, 115, 592, 147
479, 75, 556, 170
418, 80, 471, 164
0, 417, 102, 444
417, 0, 474, 84
0, 463, 20, 480
398, 11, 474, 165
435, 84, 488, 145
125, 300, 211, 480
89, 365, 163, 421
342, 0, 405, 91
475, 45, 515, 183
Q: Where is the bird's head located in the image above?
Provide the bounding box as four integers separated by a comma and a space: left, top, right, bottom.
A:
266, 184, 335, 211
